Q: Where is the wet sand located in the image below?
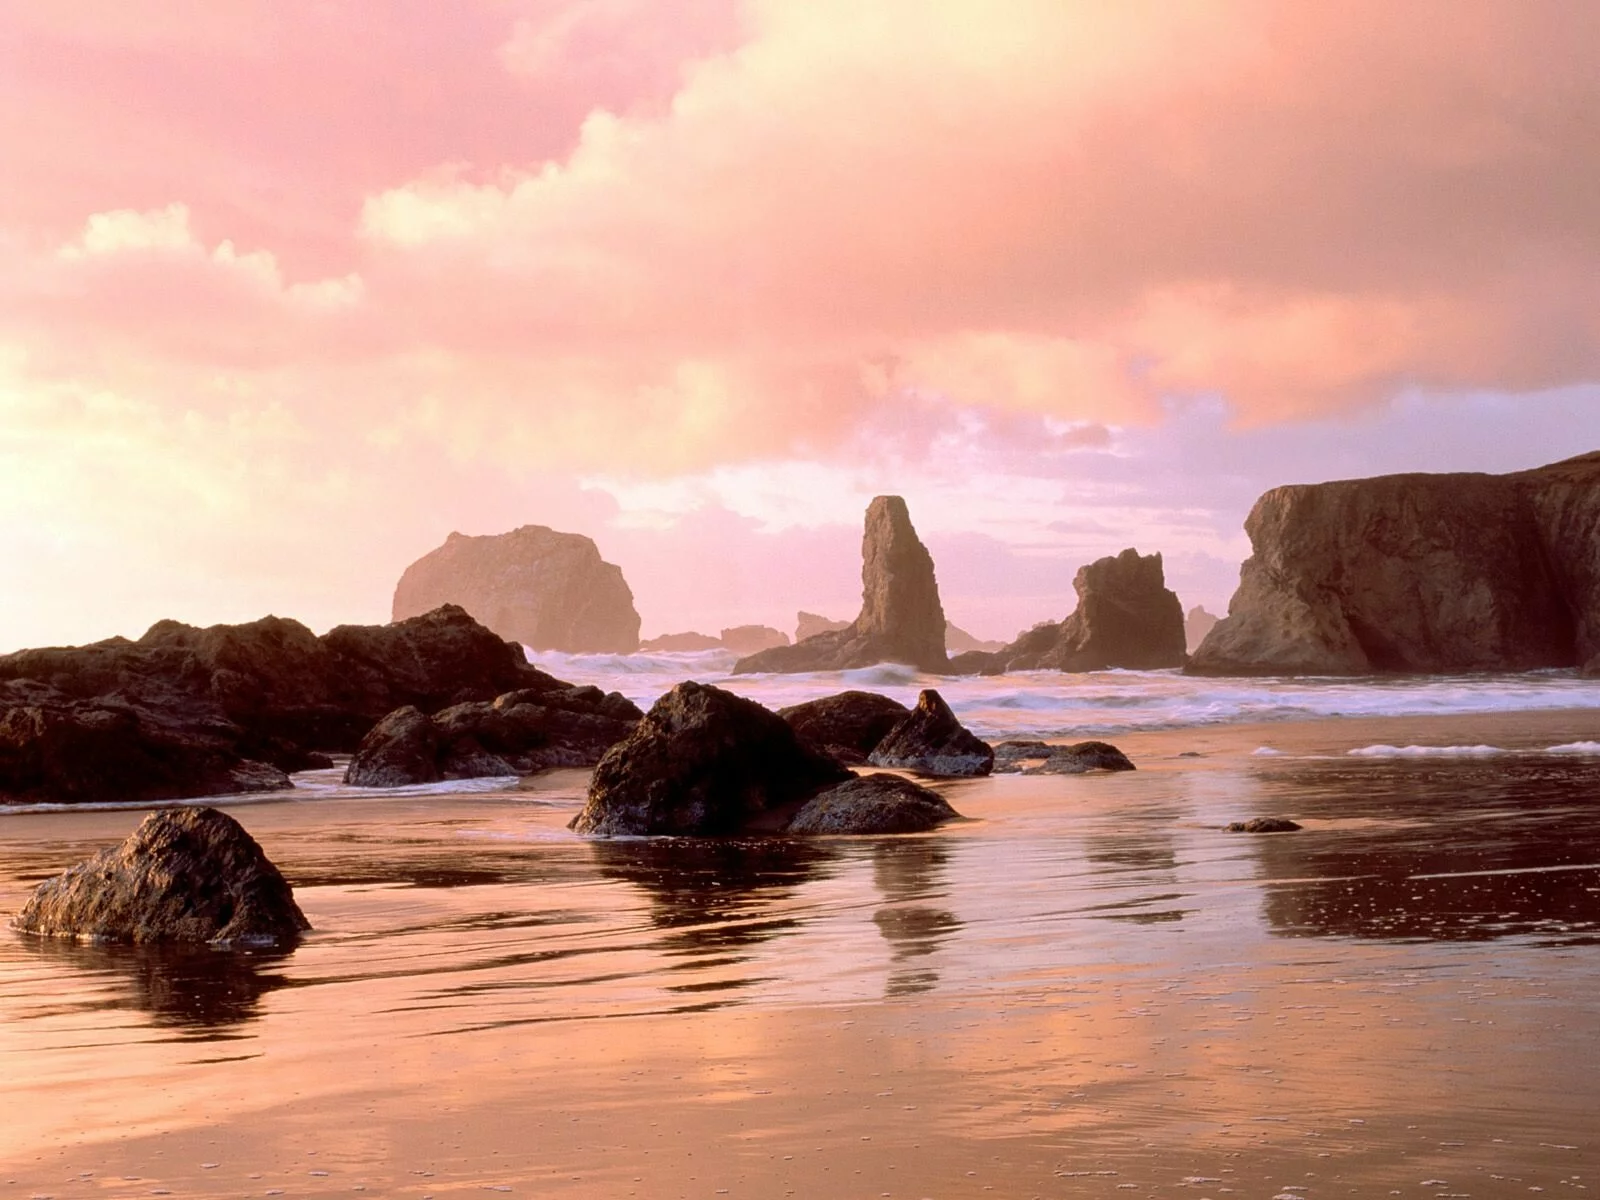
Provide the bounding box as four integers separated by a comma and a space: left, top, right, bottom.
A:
2, 709, 1598, 1198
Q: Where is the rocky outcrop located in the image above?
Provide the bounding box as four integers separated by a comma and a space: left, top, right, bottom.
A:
735, 497, 949, 674
13, 807, 309, 944
393, 526, 640, 653
786, 774, 960, 834
0, 605, 573, 805
796, 612, 849, 642
1189, 452, 1600, 676
640, 631, 723, 652
569, 682, 852, 836
991, 740, 1136, 775
1185, 606, 1220, 653
958, 549, 1185, 674
778, 691, 910, 764
867, 689, 993, 777
345, 686, 641, 786
945, 622, 1004, 654
719, 626, 789, 655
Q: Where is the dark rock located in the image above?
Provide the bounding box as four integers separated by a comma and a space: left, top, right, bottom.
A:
795, 612, 850, 642
991, 739, 1136, 775
946, 649, 1005, 676
393, 525, 640, 653
1225, 817, 1302, 833
343, 706, 443, 787
639, 631, 723, 652
735, 497, 949, 674
1189, 451, 1600, 676
1185, 605, 1220, 653
994, 549, 1186, 672
569, 682, 852, 835
13, 807, 309, 944
867, 689, 993, 777
778, 691, 910, 763
787, 774, 960, 834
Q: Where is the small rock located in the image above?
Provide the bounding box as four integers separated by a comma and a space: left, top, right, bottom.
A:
1225, 817, 1302, 833
992, 739, 1136, 775
867, 689, 993, 777
787, 774, 961, 834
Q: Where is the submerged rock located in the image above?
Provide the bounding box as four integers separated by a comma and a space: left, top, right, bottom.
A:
991, 739, 1136, 775
13, 807, 309, 944
735, 497, 949, 674
569, 682, 852, 836
867, 690, 993, 777
778, 691, 910, 764
393, 525, 641, 653
787, 774, 960, 834
1225, 817, 1302, 833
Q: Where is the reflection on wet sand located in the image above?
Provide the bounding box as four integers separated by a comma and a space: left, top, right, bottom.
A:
869, 837, 960, 995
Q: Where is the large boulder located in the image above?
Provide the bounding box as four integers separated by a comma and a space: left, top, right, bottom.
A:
867, 689, 993, 777
569, 682, 853, 836
13, 807, 309, 945
786, 774, 960, 834
345, 686, 642, 786
778, 691, 910, 764
1189, 451, 1600, 675
393, 526, 641, 654
735, 497, 949, 674
965, 549, 1185, 673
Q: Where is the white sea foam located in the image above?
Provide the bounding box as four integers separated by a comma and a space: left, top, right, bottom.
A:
1545, 741, 1600, 754
1347, 743, 1503, 758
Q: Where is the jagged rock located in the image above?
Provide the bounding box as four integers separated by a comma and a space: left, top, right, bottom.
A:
991, 739, 1136, 775
778, 691, 910, 764
867, 689, 993, 777
639, 631, 723, 652
1226, 817, 1302, 833
393, 525, 640, 653
13, 807, 309, 944
795, 612, 849, 642
1185, 606, 1220, 653
1189, 452, 1600, 675
786, 774, 960, 834
719, 626, 789, 655
0, 605, 570, 805
569, 682, 852, 836
735, 497, 949, 674
345, 687, 643, 787
987, 549, 1186, 672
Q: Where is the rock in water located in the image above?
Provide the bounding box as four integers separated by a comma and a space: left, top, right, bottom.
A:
569, 682, 852, 836
718, 625, 790, 654
14, 807, 309, 944
981, 549, 1186, 673
779, 691, 910, 763
945, 622, 1004, 654
867, 689, 993, 777
1225, 817, 1302, 833
795, 612, 850, 642
787, 774, 960, 834
991, 740, 1136, 775
393, 526, 641, 653
734, 497, 949, 674
1189, 451, 1600, 676
639, 631, 723, 652
1185, 606, 1220, 653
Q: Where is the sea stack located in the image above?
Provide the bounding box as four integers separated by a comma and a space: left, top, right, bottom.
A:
1189, 451, 1600, 675
734, 497, 949, 674
393, 526, 641, 654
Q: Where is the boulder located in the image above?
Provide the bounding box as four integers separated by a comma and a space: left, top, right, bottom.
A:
735, 497, 949, 674
13, 807, 310, 944
1226, 817, 1302, 833
719, 625, 790, 655
787, 774, 960, 834
345, 686, 642, 787
778, 691, 910, 764
393, 525, 640, 653
986, 549, 1186, 672
795, 612, 850, 642
1185, 606, 1220, 653
867, 689, 993, 777
991, 739, 1136, 775
569, 682, 852, 836
639, 631, 723, 652
1189, 451, 1600, 676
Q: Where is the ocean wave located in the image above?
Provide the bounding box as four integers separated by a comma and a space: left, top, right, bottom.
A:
1347, 743, 1503, 758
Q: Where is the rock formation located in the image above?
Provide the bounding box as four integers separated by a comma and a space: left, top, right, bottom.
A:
1185, 606, 1220, 653
718, 626, 789, 655
393, 526, 640, 653
945, 622, 1004, 654
639, 631, 724, 652
991, 740, 1136, 775
13, 807, 309, 944
569, 682, 852, 836
0, 605, 583, 805
866, 689, 993, 777
786, 774, 960, 835
951, 548, 1186, 674
1189, 451, 1600, 676
735, 497, 949, 674
795, 612, 849, 642
778, 691, 910, 764
345, 686, 641, 786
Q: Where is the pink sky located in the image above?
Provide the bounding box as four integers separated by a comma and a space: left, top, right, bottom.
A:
3, 1, 1599, 650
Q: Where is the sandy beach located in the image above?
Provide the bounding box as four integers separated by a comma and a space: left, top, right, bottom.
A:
2, 707, 1598, 1198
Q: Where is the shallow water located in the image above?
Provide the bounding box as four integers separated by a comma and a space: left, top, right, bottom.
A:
3, 718, 1599, 1198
